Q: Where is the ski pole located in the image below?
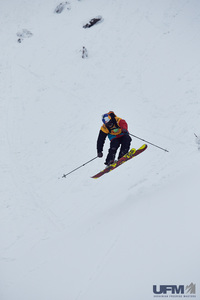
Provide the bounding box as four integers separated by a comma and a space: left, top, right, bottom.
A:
129, 133, 169, 152
62, 156, 98, 178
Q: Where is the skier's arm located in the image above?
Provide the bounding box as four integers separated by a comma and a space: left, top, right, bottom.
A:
119, 119, 128, 132
97, 130, 107, 155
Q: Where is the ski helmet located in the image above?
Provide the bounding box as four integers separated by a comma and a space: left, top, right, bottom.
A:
102, 113, 111, 124
102, 113, 113, 128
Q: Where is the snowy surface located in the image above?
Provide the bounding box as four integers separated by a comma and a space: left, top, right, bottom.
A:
1, 0, 200, 299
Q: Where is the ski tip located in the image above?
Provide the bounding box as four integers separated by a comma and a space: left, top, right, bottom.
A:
140, 144, 148, 150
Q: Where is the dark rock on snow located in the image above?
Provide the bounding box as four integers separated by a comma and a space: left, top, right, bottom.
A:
54, 2, 71, 14
83, 16, 103, 28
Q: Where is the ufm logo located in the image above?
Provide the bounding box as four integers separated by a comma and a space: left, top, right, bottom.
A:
153, 283, 196, 295
186, 283, 196, 294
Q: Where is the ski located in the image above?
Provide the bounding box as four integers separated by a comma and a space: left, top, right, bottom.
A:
92, 144, 147, 179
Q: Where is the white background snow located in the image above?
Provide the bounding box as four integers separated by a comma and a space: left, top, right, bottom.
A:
1, 0, 200, 299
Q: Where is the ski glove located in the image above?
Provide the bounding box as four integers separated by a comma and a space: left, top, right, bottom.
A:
97, 152, 103, 158
122, 129, 128, 134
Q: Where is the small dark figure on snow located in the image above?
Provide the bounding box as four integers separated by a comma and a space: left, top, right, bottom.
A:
97, 111, 132, 166
83, 16, 102, 28
82, 46, 88, 58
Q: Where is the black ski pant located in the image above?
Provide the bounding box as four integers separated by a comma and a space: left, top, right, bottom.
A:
105, 134, 132, 164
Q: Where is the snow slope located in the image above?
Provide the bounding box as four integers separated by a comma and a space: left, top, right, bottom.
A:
1, 0, 200, 299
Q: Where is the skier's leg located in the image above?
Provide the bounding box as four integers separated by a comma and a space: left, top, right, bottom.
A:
118, 135, 132, 159
105, 139, 120, 165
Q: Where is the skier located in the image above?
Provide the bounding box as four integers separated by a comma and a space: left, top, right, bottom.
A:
97, 111, 132, 166
82, 46, 88, 59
